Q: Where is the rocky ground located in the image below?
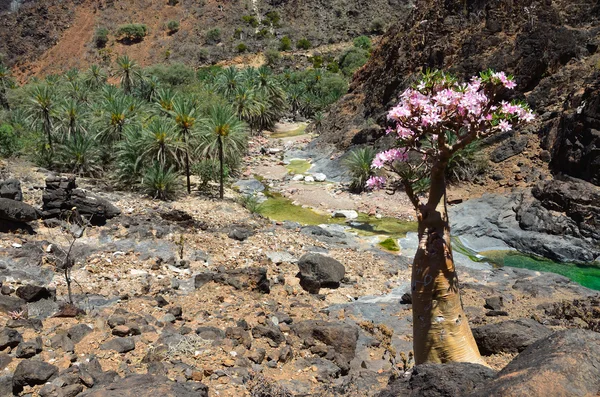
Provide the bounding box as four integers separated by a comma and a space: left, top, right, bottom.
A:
0, 124, 599, 396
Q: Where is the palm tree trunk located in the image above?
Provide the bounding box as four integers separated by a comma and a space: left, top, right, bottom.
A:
411, 169, 487, 366
183, 133, 191, 194
218, 135, 224, 199
44, 110, 53, 151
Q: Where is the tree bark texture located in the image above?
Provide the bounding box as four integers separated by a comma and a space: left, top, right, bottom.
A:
411, 171, 487, 366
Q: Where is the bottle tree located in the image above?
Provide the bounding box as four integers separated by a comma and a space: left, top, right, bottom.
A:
367, 70, 534, 365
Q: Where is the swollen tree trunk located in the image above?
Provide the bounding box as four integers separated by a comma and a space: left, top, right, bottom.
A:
218, 135, 224, 199
411, 169, 487, 366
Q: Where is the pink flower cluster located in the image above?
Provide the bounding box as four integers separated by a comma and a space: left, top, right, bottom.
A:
492, 71, 516, 89
366, 176, 386, 190
372, 148, 409, 169
501, 101, 535, 122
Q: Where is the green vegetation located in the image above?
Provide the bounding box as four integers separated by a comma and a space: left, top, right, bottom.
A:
206, 28, 221, 44
379, 237, 400, 251
343, 146, 376, 193
279, 36, 292, 51
0, 56, 350, 201
263, 11, 281, 27
95, 27, 109, 48
239, 194, 263, 214
264, 49, 280, 65
242, 15, 259, 27
338, 47, 369, 76
236, 42, 248, 53
296, 38, 312, 50
167, 20, 180, 34
286, 159, 311, 174
353, 35, 372, 51
370, 19, 385, 34
117, 23, 148, 43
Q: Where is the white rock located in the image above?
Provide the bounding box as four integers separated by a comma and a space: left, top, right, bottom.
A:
332, 210, 359, 220
268, 148, 283, 154
292, 174, 305, 181
304, 176, 315, 183
130, 269, 149, 277
313, 173, 326, 182
11, 243, 22, 248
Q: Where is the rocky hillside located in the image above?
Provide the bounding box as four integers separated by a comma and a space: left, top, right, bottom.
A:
318, 0, 600, 186
0, 0, 410, 78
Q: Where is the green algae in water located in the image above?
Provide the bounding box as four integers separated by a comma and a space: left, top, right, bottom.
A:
480, 250, 600, 291
286, 159, 311, 175
270, 124, 308, 139
379, 237, 400, 251
258, 195, 417, 238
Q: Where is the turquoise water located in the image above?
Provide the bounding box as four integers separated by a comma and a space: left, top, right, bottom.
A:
479, 250, 600, 291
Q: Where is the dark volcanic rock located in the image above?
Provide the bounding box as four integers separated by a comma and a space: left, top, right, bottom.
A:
100, 337, 135, 353
42, 176, 120, 224
226, 226, 254, 241
377, 362, 497, 397
469, 329, 600, 397
490, 135, 529, 163
292, 321, 358, 371
79, 373, 208, 397
12, 359, 58, 392
0, 295, 25, 313
0, 198, 38, 222
212, 267, 270, 293
16, 285, 53, 302
15, 339, 42, 358
252, 325, 285, 347
472, 318, 552, 355
0, 328, 22, 350
0, 375, 11, 397
296, 253, 346, 294
0, 179, 22, 201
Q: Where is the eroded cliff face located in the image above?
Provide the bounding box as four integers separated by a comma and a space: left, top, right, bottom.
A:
318, 0, 600, 185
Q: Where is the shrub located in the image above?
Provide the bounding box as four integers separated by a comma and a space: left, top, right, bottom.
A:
0, 123, 19, 157
263, 11, 280, 27
370, 19, 385, 34
145, 63, 195, 86
242, 15, 259, 27
193, 158, 230, 187
58, 134, 102, 177
239, 194, 263, 214
343, 146, 376, 193
265, 49, 280, 65
279, 36, 292, 51
326, 61, 339, 73
167, 20, 180, 34
256, 28, 271, 39
236, 42, 248, 53
95, 27, 109, 48
117, 23, 148, 43
143, 163, 179, 200
338, 47, 369, 76
353, 35, 371, 51
206, 28, 221, 44
296, 38, 311, 50
310, 55, 323, 68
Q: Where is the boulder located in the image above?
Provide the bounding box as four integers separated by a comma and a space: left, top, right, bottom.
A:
377, 362, 497, 397
296, 253, 345, 294
0, 179, 22, 201
472, 319, 553, 355
79, 374, 208, 397
252, 325, 285, 347
313, 173, 327, 182
12, 359, 58, 393
16, 285, 53, 302
292, 321, 358, 371
42, 176, 120, 224
490, 135, 528, 163
15, 339, 42, 358
233, 179, 265, 195
332, 210, 358, 219
211, 267, 270, 293
0, 376, 12, 397
0, 295, 25, 313
0, 328, 22, 350
100, 337, 135, 353
227, 227, 254, 241
469, 329, 600, 397
0, 198, 38, 222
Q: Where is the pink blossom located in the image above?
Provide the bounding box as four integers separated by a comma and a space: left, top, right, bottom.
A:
366, 176, 386, 190
504, 80, 517, 89
498, 120, 512, 132
372, 148, 409, 169
521, 111, 535, 122
396, 126, 413, 138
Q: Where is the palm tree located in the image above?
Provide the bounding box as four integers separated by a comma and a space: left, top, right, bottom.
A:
97, 94, 132, 144
153, 88, 177, 116
56, 98, 89, 139
140, 117, 183, 168
27, 84, 56, 152
231, 84, 259, 134
83, 64, 107, 90
198, 104, 248, 199
171, 96, 198, 193
116, 55, 139, 94
0, 63, 13, 110
114, 126, 145, 186
59, 133, 102, 177
214, 66, 243, 100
